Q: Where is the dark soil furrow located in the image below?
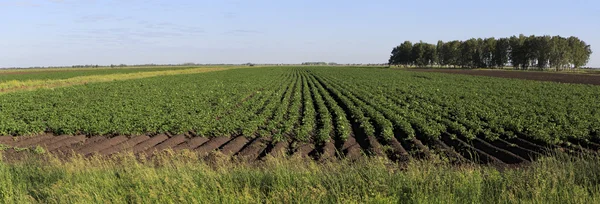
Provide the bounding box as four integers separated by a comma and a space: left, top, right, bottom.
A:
100, 135, 150, 155
469, 137, 529, 164
13, 135, 53, 148
238, 137, 271, 161
79, 136, 129, 156
441, 134, 506, 166
319, 141, 337, 161
220, 136, 250, 156
72, 136, 107, 152
131, 134, 169, 154
506, 137, 550, 153
268, 140, 289, 158
567, 138, 600, 152
195, 137, 231, 155
341, 136, 358, 150
292, 143, 315, 158
559, 142, 598, 155
38, 135, 70, 147
366, 135, 386, 157
344, 144, 363, 160
143, 135, 187, 156
489, 138, 542, 161
409, 138, 433, 159
386, 137, 411, 162
46, 135, 86, 152
0, 136, 14, 146
172, 137, 209, 151
432, 139, 467, 163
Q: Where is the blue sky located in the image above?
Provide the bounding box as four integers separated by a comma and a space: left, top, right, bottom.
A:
1, 0, 598, 68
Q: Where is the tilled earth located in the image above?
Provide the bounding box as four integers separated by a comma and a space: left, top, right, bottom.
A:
409, 69, 600, 86
1, 133, 598, 168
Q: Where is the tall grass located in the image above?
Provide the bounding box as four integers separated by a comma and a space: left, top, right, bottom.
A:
0, 150, 599, 203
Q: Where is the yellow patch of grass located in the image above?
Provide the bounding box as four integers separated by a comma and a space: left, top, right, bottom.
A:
0, 67, 234, 94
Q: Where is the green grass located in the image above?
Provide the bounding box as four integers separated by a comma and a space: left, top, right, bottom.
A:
0, 151, 598, 203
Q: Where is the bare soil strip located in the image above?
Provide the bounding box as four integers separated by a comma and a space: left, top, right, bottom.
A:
172, 137, 209, 151
131, 134, 169, 154
408, 69, 600, 85
220, 136, 250, 156
99, 135, 150, 156
238, 137, 270, 160
79, 135, 129, 156
268, 140, 289, 158
196, 137, 231, 155
143, 135, 187, 156
47, 135, 86, 152
0, 132, 595, 166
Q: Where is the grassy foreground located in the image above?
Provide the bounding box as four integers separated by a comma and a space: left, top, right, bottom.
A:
0, 151, 599, 203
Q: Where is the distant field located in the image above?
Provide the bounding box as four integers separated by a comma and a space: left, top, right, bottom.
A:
409, 68, 600, 85
0, 66, 599, 168
0, 66, 216, 82
0, 66, 236, 94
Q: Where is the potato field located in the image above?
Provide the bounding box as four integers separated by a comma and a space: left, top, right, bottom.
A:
1, 66, 599, 168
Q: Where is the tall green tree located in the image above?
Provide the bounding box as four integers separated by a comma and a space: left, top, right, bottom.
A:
436, 40, 445, 66
483, 38, 496, 68
460, 38, 478, 68
388, 34, 591, 70
424, 43, 438, 66
549, 36, 569, 70
443, 40, 461, 68
568, 37, 593, 69
494, 38, 510, 68
509, 34, 528, 69
398, 41, 413, 66
411, 41, 428, 66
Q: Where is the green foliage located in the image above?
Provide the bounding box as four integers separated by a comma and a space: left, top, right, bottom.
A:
1, 66, 599, 145
307, 67, 600, 143
389, 34, 592, 70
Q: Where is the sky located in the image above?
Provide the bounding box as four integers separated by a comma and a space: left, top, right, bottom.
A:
0, 0, 599, 68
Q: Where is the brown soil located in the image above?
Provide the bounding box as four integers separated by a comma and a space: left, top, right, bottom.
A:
79, 135, 129, 156
47, 135, 86, 151
268, 140, 289, 158
172, 137, 209, 150
131, 134, 169, 154
237, 137, 270, 161
319, 141, 337, 161
0, 130, 594, 167
386, 137, 411, 162
196, 137, 231, 155
100, 135, 150, 156
13, 135, 53, 147
142, 135, 187, 156
220, 136, 250, 156
409, 69, 600, 85
292, 143, 315, 158
38, 135, 70, 147
0, 136, 14, 146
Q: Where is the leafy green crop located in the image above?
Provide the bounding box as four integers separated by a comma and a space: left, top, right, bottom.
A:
1, 66, 599, 145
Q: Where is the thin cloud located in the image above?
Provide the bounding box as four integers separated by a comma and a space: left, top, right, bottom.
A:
223, 29, 264, 36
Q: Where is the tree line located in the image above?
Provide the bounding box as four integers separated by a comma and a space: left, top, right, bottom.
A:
388, 34, 592, 70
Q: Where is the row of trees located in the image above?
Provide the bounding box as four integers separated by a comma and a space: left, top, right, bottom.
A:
301, 62, 339, 65
388, 34, 592, 70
